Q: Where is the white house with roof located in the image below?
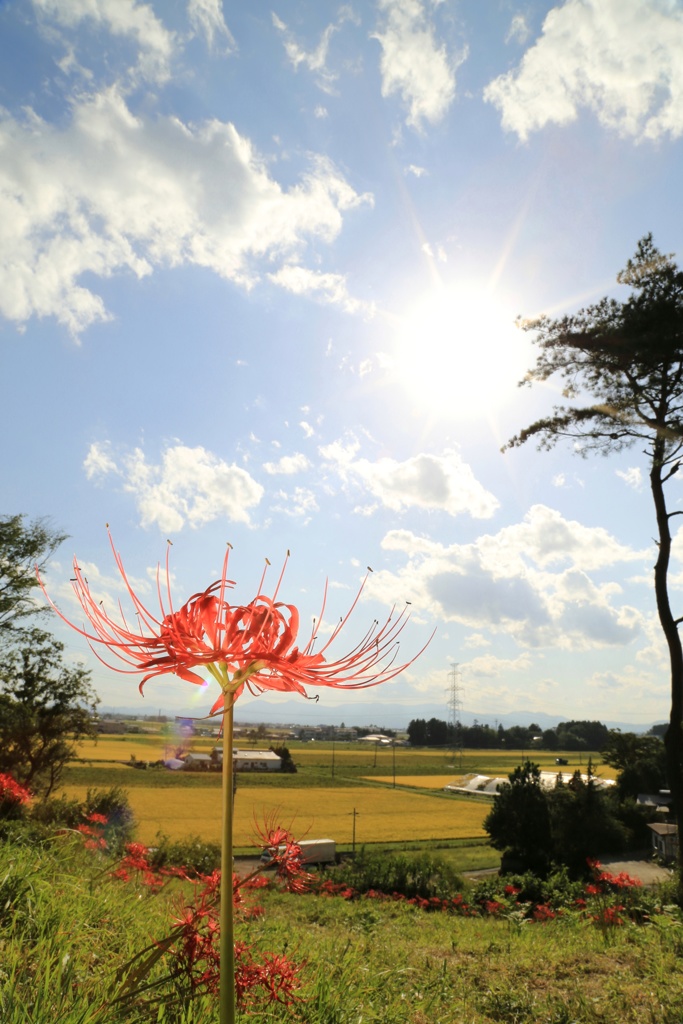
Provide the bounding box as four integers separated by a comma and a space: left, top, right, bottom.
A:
211, 748, 282, 772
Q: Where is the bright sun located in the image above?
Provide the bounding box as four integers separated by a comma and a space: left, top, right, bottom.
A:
391, 285, 532, 420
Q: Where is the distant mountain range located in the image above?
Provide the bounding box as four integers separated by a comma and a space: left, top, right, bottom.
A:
99, 700, 663, 735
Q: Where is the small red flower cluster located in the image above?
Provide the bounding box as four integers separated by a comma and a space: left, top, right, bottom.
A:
314, 879, 479, 915
531, 903, 557, 923
0, 773, 31, 807
582, 859, 641, 929
169, 860, 303, 1005
75, 812, 109, 851
86, 823, 308, 1008
110, 841, 189, 889
586, 858, 641, 892
234, 944, 304, 1009
592, 904, 625, 928
255, 820, 315, 895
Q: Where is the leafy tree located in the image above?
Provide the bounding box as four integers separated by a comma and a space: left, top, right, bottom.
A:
547, 774, 628, 873
557, 720, 610, 751
462, 721, 499, 748
0, 628, 99, 797
270, 746, 297, 773
602, 730, 667, 799
542, 728, 559, 751
0, 514, 66, 645
426, 717, 450, 746
483, 761, 552, 874
505, 235, 683, 893
502, 724, 532, 749
407, 718, 428, 745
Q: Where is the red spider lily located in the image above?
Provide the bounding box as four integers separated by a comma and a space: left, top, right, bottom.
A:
39, 530, 432, 714
0, 773, 31, 806
253, 818, 315, 894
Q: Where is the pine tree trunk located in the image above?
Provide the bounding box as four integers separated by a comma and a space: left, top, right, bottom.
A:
650, 446, 683, 895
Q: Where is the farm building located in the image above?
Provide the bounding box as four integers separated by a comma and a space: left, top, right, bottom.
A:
211, 748, 282, 772
182, 753, 213, 767
648, 822, 678, 862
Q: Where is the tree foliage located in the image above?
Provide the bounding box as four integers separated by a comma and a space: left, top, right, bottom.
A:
483, 761, 553, 874
407, 716, 609, 751
0, 628, 99, 798
485, 761, 633, 876
506, 234, 683, 891
0, 514, 66, 645
602, 730, 667, 799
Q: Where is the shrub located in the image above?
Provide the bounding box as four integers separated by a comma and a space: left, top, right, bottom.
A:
148, 833, 223, 876
327, 847, 464, 900
28, 786, 135, 852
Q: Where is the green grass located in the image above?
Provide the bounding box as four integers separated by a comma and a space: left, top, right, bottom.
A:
2, 832, 683, 1024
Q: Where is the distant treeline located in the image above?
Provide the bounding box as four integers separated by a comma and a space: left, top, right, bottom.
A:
407, 718, 620, 751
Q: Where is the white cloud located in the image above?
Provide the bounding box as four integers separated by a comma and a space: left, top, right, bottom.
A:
268, 265, 374, 316
47, 555, 153, 623
505, 13, 531, 45
420, 240, 447, 262
366, 509, 647, 651
372, 0, 461, 129
616, 466, 643, 490
271, 486, 319, 519
476, 504, 649, 574
277, 21, 338, 90
262, 452, 310, 475
84, 441, 119, 480
187, 0, 235, 52
319, 441, 500, 518
0, 87, 373, 335
32, 0, 175, 82
485, 0, 683, 142
272, 8, 359, 93
406, 164, 427, 177
300, 421, 315, 439
464, 652, 532, 679
462, 632, 491, 649
83, 442, 264, 531
587, 665, 668, 707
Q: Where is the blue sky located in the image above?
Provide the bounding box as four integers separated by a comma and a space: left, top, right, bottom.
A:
3, 0, 683, 728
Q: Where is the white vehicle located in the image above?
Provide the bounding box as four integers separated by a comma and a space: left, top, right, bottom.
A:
260, 838, 336, 866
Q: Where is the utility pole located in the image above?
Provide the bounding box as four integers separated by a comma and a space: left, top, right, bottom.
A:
350, 807, 359, 854
447, 663, 463, 768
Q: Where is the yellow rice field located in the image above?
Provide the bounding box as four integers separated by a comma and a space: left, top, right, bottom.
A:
58, 783, 488, 847
75, 735, 217, 763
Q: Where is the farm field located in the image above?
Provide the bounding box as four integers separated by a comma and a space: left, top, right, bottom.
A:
58, 781, 489, 846
75, 735, 614, 779
64, 735, 611, 849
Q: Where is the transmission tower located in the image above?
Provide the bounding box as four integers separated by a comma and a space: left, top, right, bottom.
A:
447, 663, 463, 767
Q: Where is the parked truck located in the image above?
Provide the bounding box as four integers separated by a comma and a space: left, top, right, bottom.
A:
260, 838, 336, 866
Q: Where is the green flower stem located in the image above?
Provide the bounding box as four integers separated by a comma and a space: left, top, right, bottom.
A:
220, 696, 235, 1024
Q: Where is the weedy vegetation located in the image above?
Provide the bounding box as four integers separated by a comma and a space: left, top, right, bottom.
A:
2, 783, 683, 1024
